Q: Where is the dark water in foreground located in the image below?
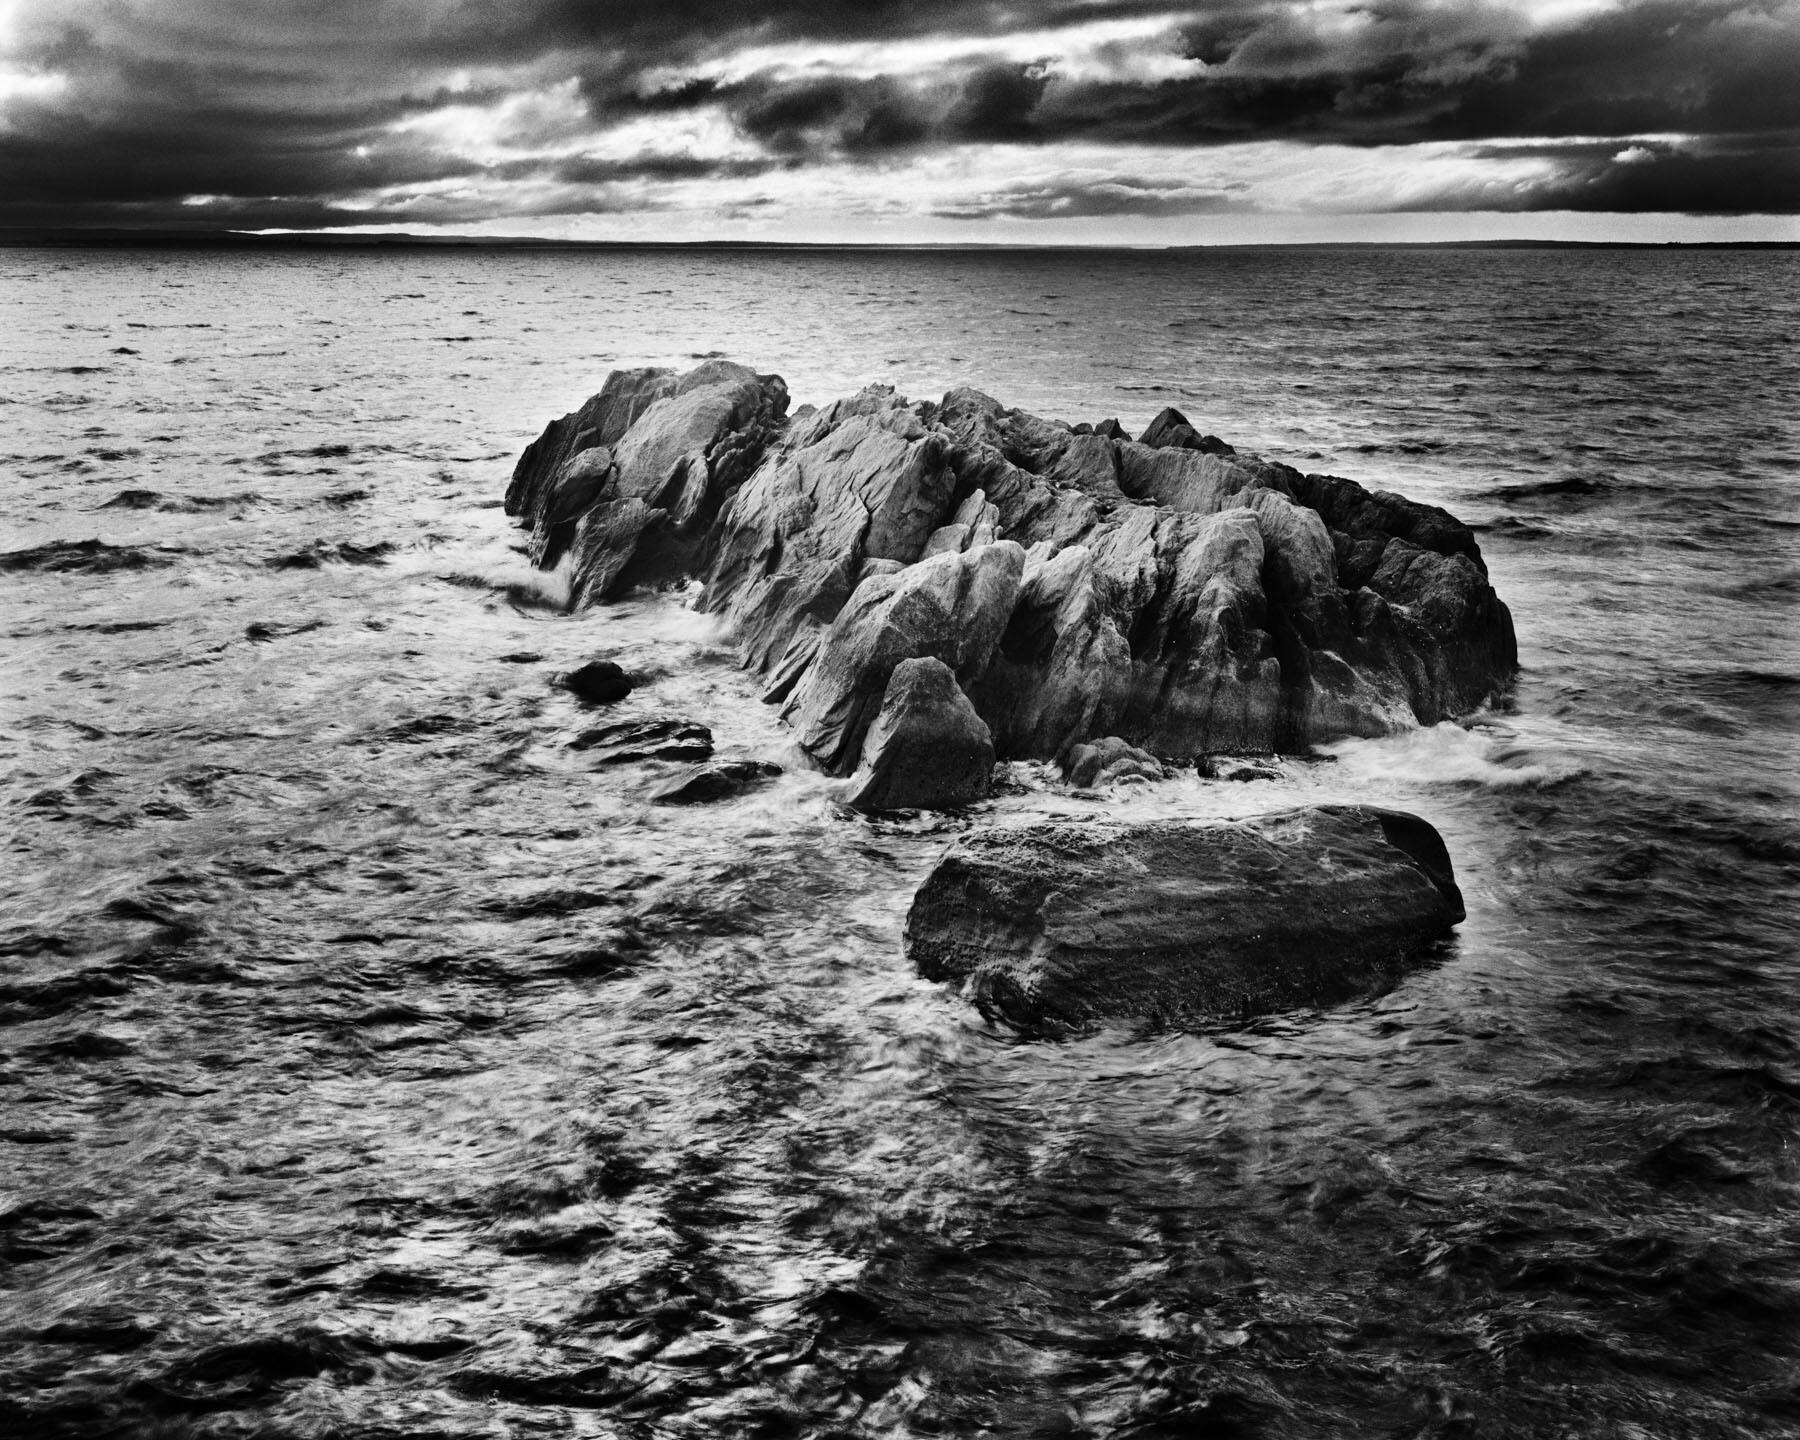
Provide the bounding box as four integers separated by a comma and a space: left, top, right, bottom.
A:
2, 246, 1797, 1438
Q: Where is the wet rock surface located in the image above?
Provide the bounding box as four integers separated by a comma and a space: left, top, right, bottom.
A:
567, 717, 714, 765
509, 361, 790, 607
649, 760, 783, 805
1200, 754, 1285, 782
559, 659, 635, 705
905, 805, 1465, 1034
781, 542, 1022, 777
507, 362, 1517, 773
1062, 735, 1165, 787
844, 657, 995, 812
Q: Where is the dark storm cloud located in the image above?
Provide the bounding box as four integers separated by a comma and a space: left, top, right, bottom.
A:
448, 0, 1194, 59
551, 153, 783, 184
934, 174, 1247, 219
1456, 136, 1800, 214
1, 10, 499, 224
0, 194, 421, 231
688, 0, 1799, 153
0, 106, 473, 209
1, 0, 1796, 229
0, 1, 779, 228
722, 64, 1050, 156
1421, 1, 1800, 142
560, 0, 1800, 217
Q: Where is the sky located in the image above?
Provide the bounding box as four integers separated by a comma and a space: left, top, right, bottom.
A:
0, 0, 1795, 243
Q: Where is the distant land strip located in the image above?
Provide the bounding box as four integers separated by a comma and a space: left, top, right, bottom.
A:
2, 229, 1797, 252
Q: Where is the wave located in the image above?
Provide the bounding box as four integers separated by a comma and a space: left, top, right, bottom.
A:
0, 538, 180, 574
1318, 720, 1586, 790
1473, 472, 1626, 504
263, 540, 395, 569
1724, 568, 1800, 599
407, 546, 577, 610
96, 488, 261, 512
1473, 515, 1559, 541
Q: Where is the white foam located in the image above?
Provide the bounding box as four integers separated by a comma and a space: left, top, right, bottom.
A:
1319, 720, 1585, 790
397, 538, 577, 609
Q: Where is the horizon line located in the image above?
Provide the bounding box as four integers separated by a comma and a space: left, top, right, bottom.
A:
2, 227, 1797, 253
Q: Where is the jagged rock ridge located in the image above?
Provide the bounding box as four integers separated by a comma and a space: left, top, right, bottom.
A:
506, 360, 1516, 768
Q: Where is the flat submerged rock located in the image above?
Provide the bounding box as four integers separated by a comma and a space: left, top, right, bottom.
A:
904, 805, 1465, 1034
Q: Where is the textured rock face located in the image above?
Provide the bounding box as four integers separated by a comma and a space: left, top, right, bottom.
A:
507, 362, 1516, 770
781, 541, 1024, 774
1062, 736, 1163, 788
506, 361, 790, 607
845, 657, 995, 812
904, 805, 1465, 1032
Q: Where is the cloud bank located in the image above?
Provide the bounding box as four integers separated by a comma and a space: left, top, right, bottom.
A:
0, 0, 1794, 238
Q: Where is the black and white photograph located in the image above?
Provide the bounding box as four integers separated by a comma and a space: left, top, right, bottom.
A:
2, 1, 1796, 1435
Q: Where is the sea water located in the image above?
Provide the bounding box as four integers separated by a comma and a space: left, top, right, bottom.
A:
2, 245, 1797, 1437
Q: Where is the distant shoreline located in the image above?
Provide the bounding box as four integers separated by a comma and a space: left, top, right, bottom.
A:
2, 228, 1796, 253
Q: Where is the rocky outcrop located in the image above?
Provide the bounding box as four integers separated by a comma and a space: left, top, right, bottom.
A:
844, 657, 995, 811
904, 805, 1464, 1032
507, 362, 1516, 773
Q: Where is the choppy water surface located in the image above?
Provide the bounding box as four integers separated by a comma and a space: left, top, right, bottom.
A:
2, 245, 1797, 1438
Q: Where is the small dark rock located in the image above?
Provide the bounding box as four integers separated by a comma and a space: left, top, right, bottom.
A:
569, 717, 713, 765
1197, 755, 1283, 782
649, 760, 783, 805
559, 660, 634, 705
